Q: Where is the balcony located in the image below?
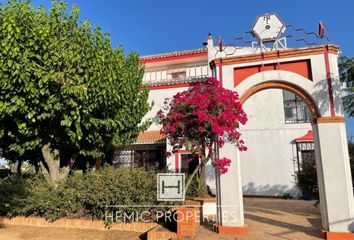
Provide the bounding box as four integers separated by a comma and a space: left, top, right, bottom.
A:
143, 65, 210, 86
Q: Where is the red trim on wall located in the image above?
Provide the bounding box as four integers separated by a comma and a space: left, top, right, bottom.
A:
175, 153, 179, 173
323, 45, 336, 117
174, 150, 190, 173
233, 60, 313, 87
141, 52, 207, 64
148, 83, 195, 90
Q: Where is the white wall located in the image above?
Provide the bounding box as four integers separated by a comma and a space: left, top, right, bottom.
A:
239, 89, 311, 197
143, 87, 190, 131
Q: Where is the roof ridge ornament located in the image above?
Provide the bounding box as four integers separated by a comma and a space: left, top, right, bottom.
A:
213, 13, 331, 58
251, 13, 287, 52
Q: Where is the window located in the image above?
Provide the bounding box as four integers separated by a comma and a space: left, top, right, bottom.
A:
301, 150, 315, 163
134, 147, 165, 170
211, 66, 217, 78
295, 141, 315, 172
283, 90, 311, 123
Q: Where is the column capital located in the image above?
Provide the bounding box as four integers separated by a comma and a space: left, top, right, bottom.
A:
312, 116, 345, 124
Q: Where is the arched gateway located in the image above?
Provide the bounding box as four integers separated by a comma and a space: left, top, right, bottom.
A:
207, 16, 354, 238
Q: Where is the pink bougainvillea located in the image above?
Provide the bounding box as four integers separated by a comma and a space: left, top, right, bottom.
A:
157, 77, 247, 174
214, 158, 232, 174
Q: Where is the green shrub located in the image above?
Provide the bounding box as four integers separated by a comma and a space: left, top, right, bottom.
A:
0, 175, 31, 216
295, 156, 319, 200
186, 174, 202, 197
0, 166, 161, 222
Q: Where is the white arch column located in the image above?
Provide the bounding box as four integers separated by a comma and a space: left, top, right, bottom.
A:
312, 117, 354, 235
213, 61, 247, 235
214, 143, 247, 235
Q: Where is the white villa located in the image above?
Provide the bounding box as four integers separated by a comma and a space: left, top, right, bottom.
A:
111, 35, 325, 198
113, 13, 354, 236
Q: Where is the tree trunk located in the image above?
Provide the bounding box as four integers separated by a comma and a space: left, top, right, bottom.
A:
199, 160, 209, 197
34, 161, 39, 174
40, 143, 77, 184
95, 157, 102, 170
184, 146, 211, 198
17, 159, 22, 175
199, 145, 211, 197
41, 143, 61, 183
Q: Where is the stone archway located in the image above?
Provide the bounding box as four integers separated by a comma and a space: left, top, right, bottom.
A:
206, 36, 354, 237
214, 76, 353, 238
238, 81, 345, 231
240, 81, 321, 120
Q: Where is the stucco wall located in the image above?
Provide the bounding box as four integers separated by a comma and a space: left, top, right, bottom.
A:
239, 89, 311, 197
142, 87, 190, 131
204, 89, 312, 197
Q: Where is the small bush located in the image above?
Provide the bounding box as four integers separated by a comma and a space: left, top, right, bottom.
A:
0, 166, 161, 222
186, 174, 202, 197
295, 156, 319, 200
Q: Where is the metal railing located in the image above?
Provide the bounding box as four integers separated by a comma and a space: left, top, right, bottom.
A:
143, 65, 210, 86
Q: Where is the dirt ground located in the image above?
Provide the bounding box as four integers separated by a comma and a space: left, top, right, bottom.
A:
0, 198, 322, 240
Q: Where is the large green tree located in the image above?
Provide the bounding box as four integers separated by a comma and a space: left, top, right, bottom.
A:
0, 0, 150, 183
339, 56, 354, 116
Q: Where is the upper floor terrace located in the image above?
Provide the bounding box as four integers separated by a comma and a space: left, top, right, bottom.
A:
140, 48, 210, 86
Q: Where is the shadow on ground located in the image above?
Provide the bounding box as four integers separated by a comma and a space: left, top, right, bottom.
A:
195, 198, 322, 240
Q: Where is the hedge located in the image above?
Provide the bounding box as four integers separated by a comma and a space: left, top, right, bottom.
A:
0, 166, 164, 222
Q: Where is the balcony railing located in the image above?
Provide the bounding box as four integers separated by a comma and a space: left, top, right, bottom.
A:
143, 65, 210, 86
143, 75, 208, 86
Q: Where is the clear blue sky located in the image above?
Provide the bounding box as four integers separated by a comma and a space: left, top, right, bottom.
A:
2, 0, 354, 137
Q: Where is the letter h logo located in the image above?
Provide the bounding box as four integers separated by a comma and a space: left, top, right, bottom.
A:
157, 173, 185, 201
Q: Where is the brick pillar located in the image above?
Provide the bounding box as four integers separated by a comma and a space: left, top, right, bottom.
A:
176, 208, 197, 239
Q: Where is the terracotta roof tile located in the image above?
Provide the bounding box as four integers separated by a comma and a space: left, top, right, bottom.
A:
140, 48, 207, 61
136, 130, 165, 144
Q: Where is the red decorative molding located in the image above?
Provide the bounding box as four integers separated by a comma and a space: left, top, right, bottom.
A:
234, 59, 312, 87
313, 116, 345, 124
148, 83, 194, 90
213, 44, 339, 66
